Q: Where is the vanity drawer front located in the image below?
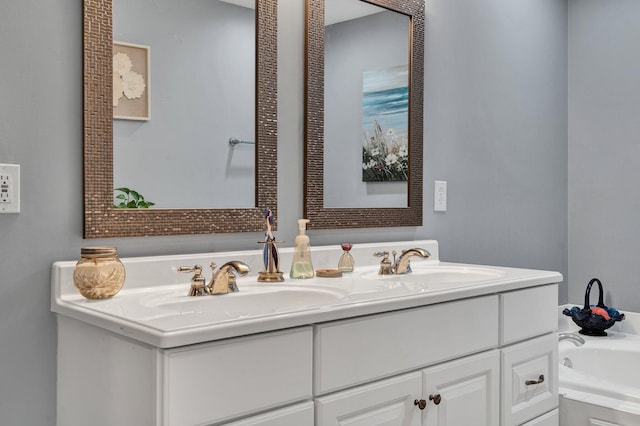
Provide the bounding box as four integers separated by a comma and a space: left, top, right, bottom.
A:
224, 401, 314, 426
161, 327, 312, 426
521, 408, 559, 426
500, 284, 557, 345
501, 333, 558, 426
314, 295, 499, 395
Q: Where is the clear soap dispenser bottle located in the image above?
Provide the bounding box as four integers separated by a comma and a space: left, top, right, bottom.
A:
290, 219, 314, 279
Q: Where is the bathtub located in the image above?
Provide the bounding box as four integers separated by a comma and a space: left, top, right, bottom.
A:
559, 331, 640, 425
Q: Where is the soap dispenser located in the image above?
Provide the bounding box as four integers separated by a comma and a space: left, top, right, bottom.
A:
290, 219, 314, 279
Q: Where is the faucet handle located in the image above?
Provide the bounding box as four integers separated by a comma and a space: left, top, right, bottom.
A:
373, 251, 393, 275
178, 264, 207, 296
373, 251, 389, 259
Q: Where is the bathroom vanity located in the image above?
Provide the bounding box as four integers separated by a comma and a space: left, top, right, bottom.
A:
52, 240, 561, 425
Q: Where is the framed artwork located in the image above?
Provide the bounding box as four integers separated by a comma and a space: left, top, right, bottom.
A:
362, 64, 409, 182
113, 41, 150, 120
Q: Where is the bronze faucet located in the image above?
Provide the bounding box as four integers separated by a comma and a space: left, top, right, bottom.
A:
207, 261, 251, 295
178, 261, 251, 296
374, 248, 431, 275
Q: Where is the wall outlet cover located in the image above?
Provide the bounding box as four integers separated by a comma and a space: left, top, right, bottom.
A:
0, 163, 20, 213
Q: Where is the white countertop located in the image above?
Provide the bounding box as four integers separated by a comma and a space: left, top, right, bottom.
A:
52, 240, 562, 348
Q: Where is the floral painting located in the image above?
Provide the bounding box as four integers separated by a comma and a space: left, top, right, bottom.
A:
113, 42, 150, 120
362, 64, 409, 182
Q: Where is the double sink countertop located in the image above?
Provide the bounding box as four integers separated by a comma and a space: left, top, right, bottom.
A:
51, 240, 562, 348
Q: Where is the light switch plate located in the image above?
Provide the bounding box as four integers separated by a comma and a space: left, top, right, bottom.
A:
0, 163, 20, 213
434, 180, 447, 212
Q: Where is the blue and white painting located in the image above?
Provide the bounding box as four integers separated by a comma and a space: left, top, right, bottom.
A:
362, 64, 409, 182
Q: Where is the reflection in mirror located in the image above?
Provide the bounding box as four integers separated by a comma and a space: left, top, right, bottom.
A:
113, 0, 255, 209
305, 0, 424, 229
324, 0, 409, 208
83, 0, 277, 237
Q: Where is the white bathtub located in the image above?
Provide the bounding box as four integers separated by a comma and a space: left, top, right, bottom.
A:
559, 331, 640, 424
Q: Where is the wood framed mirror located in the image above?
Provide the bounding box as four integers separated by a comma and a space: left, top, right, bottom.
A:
304, 0, 424, 230
83, 0, 277, 238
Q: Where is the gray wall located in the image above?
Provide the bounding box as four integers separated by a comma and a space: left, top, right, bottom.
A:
0, 0, 567, 423
568, 0, 640, 309
424, 0, 568, 277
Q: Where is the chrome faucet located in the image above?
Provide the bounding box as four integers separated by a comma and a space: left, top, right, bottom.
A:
374, 248, 431, 275
558, 332, 585, 346
178, 261, 251, 296
208, 261, 251, 295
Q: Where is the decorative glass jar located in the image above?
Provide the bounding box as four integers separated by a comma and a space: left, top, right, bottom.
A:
73, 246, 126, 299
338, 243, 355, 273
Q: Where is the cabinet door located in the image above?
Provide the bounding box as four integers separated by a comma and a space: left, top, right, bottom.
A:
422, 350, 500, 426
315, 372, 422, 426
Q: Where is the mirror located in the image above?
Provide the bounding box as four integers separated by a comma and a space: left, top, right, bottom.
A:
83, 0, 278, 237
112, 0, 256, 209
304, 0, 424, 229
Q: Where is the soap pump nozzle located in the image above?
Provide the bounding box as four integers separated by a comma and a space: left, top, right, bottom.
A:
297, 219, 309, 235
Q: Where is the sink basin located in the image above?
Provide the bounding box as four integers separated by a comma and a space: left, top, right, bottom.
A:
357, 265, 506, 292
140, 283, 350, 316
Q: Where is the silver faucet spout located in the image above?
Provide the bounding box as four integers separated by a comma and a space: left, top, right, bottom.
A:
393, 247, 431, 274
558, 332, 585, 346
208, 261, 251, 294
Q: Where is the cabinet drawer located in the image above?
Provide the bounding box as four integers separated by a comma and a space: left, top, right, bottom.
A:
315, 295, 499, 394
224, 401, 314, 426
500, 284, 557, 345
161, 327, 312, 426
521, 408, 559, 426
501, 334, 558, 426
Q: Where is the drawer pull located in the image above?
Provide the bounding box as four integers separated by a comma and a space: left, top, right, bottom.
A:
429, 394, 442, 405
414, 399, 427, 410
525, 374, 545, 386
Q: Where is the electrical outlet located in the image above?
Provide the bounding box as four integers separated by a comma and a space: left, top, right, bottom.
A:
0, 164, 20, 213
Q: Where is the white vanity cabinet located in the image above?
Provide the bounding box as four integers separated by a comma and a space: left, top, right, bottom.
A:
53, 242, 561, 426
56, 284, 559, 425
313, 285, 559, 426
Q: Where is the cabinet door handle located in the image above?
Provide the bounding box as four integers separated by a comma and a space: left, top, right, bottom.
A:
525, 374, 545, 385
429, 394, 442, 405
414, 399, 427, 410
